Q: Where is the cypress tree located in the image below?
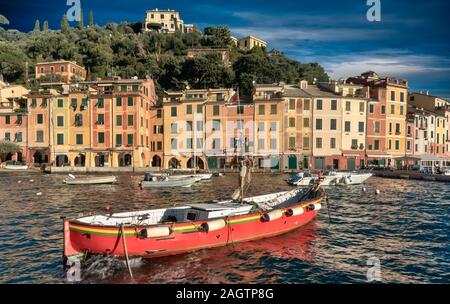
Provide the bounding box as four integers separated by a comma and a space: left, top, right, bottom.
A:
61, 15, 69, 33
78, 8, 84, 29
43, 20, 49, 31
89, 10, 94, 27
33, 19, 40, 32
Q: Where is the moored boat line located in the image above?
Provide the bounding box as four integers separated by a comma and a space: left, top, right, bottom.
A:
287, 171, 373, 186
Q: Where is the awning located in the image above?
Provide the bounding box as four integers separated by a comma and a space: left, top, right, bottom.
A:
29, 147, 50, 151
366, 154, 392, 158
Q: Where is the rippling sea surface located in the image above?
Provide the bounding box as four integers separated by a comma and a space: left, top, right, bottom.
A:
0, 170, 449, 284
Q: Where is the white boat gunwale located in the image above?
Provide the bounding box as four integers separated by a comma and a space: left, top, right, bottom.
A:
71, 188, 322, 229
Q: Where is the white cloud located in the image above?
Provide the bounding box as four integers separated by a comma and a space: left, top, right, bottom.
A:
324, 53, 450, 79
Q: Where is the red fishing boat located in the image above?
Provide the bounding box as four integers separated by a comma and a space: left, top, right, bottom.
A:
63, 181, 325, 265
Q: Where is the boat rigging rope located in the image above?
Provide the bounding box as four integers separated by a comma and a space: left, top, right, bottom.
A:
325, 194, 332, 226
119, 224, 134, 281
225, 217, 235, 248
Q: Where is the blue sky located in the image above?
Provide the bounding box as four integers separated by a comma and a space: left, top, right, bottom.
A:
2, 0, 450, 97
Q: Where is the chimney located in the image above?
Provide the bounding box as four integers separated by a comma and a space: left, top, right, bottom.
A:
299, 80, 308, 90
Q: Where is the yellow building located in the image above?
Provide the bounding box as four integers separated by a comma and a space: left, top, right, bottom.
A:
162, 88, 236, 169
49, 88, 91, 168
144, 9, 196, 33
238, 36, 267, 50
385, 79, 408, 163
253, 84, 284, 169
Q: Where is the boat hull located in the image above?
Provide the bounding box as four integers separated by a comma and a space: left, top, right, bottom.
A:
5, 165, 28, 170
140, 177, 197, 188
336, 173, 373, 185
64, 198, 320, 260
63, 176, 117, 185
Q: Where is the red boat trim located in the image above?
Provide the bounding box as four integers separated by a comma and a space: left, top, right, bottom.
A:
143, 218, 315, 257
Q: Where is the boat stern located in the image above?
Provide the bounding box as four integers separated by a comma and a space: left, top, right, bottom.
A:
62, 218, 82, 265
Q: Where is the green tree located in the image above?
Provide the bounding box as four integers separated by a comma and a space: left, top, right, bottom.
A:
202, 26, 233, 47
0, 14, 10, 25
182, 55, 234, 89
89, 10, 94, 27
61, 15, 70, 33
0, 41, 29, 82
0, 140, 21, 153
43, 20, 49, 31
34, 20, 40, 32
78, 8, 84, 29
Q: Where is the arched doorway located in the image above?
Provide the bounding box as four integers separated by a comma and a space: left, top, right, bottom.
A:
151, 155, 161, 167
17, 152, 23, 163
5, 153, 13, 162
74, 154, 86, 167
168, 157, 180, 169
33, 151, 48, 164
56, 155, 68, 167
141, 153, 145, 166
187, 156, 205, 170
95, 153, 106, 167
118, 153, 132, 167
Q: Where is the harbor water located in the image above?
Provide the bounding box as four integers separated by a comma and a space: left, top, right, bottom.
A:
0, 171, 449, 283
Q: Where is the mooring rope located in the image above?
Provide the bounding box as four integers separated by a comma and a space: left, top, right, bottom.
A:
119, 224, 134, 281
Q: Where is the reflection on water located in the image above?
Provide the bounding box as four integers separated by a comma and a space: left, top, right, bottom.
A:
0, 172, 449, 283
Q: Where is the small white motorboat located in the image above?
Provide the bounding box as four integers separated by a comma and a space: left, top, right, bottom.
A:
146, 172, 212, 181
63, 175, 117, 185
140, 173, 198, 188
327, 172, 373, 185
287, 172, 339, 186
5, 164, 29, 170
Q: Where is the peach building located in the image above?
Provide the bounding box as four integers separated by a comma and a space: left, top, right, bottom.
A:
26, 90, 54, 164
347, 72, 409, 168
282, 82, 310, 170
149, 105, 164, 168
23, 77, 157, 170
0, 84, 29, 162
302, 85, 343, 170
162, 88, 237, 170
317, 81, 369, 170
87, 79, 156, 168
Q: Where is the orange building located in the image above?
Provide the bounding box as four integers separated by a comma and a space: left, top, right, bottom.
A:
35, 61, 87, 83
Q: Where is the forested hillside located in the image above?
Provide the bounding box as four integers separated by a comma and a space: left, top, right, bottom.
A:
0, 20, 329, 99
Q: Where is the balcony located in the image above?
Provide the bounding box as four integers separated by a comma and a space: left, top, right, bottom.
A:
0, 101, 13, 110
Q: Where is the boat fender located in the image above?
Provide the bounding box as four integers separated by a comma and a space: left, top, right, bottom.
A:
261, 209, 283, 222
140, 226, 171, 238
200, 219, 226, 232
285, 206, 304, 217
307, 203, 322, 211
